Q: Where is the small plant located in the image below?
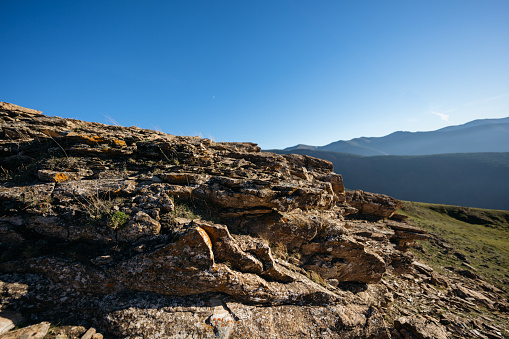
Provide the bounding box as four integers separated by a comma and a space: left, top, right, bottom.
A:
20, 193, 51, 211
173, 202, 199, 219
108, 211, 129, 230
158, 146, 180, 165
0, 166, 12, 181
75, 193, 128, 230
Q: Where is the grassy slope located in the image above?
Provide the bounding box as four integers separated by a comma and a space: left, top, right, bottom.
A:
399, 201, 509, 297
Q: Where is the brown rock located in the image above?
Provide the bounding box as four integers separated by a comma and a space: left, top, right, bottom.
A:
80, 327, 96, 339
387, 221, 429, 251
37, 169, 81, 183
195, 221, 264, 274
193, 176, 335, 213
231, 210, 322, 249
0, 311, 23, 335
116, 211, 161, 242
453, 285, 495, 309
394, 316, 448, 339
0, 322, 50, 339
413, 261, 433, 276
429, 272, 449, 288
301, 235, 386, 283
346, 190, 401, 218
0, 102, 42, 115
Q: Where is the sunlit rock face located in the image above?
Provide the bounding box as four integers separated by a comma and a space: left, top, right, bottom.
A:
1, 102, 507, 339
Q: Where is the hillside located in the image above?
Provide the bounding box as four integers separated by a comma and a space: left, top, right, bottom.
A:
400, 201, 509, 300
271, 149, 509, 210
285, 117, 509, 156
392, 201, 509, 333
0, 102, 508, 339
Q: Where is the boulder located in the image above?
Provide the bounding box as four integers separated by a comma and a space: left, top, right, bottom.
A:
394, 316, 448, 339
346, 190, 401, 218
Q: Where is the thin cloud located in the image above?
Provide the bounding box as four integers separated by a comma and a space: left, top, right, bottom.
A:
432, 112, 450, 122
466, 93, 508, 107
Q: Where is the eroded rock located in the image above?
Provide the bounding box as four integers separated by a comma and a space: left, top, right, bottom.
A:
346, 190, 402, 218
1, 103, 506, 338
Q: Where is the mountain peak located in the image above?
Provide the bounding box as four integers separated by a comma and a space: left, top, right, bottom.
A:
287, 117, 509, 156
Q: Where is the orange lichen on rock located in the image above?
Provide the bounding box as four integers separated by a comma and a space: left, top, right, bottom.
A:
37, 169, 73, 183
71, 134, 108, 145
111, 139, 127, 147
53, 172, 70, 183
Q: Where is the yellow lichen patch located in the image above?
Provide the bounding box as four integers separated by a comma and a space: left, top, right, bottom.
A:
75, 134, 107, 144
100, 148, 123, 155
112, 139, 127, 147
54, 172, 69, 183
88, 135, 107, 143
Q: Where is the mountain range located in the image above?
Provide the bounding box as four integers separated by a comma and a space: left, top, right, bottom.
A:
274, 117, 509, 210
271, 149, 509, 210
285, 117, 509, 156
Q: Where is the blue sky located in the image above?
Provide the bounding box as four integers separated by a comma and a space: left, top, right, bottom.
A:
1, 0, 508, 149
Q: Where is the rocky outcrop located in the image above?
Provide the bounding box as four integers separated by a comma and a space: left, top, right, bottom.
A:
386, 220, 430, 251
346, 190, 401, 218
0, 102, 507, 338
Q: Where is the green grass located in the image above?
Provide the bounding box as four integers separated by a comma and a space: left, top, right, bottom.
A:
173, 201, 200, 219
399, 201, 509, 297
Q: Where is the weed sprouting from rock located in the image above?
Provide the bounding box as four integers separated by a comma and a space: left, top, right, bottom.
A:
108, 211, 129, 230
173, 201, 200, 220
75, 193, 129, 230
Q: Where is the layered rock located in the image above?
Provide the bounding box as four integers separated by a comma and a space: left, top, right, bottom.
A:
1, 102, 507, 338
346, 190, 401, 219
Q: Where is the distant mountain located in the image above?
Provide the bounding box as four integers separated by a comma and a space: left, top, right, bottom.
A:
284, 144, 317, 151
284, 117, 509, 156
271, 149, 509, 210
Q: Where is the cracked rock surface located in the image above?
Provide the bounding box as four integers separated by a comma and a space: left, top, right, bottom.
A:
1, 102, 507, 338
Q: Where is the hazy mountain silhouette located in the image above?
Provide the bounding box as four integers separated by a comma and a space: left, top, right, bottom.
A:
271, 149, 509, 210
285, 117, 509, 156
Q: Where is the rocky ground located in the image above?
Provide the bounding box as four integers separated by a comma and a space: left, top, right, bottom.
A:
0, 102, 507, 338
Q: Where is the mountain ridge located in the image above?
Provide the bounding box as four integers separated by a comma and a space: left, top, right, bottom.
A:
271, 149, 509, 211
285, 117, 509, 156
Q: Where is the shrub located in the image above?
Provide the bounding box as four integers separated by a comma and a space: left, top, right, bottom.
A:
108, 211, 129, 230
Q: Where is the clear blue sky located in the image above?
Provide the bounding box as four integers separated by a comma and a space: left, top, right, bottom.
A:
1, 0, 508, 149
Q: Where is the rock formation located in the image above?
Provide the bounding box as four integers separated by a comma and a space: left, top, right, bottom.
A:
0, 102, 507, 338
